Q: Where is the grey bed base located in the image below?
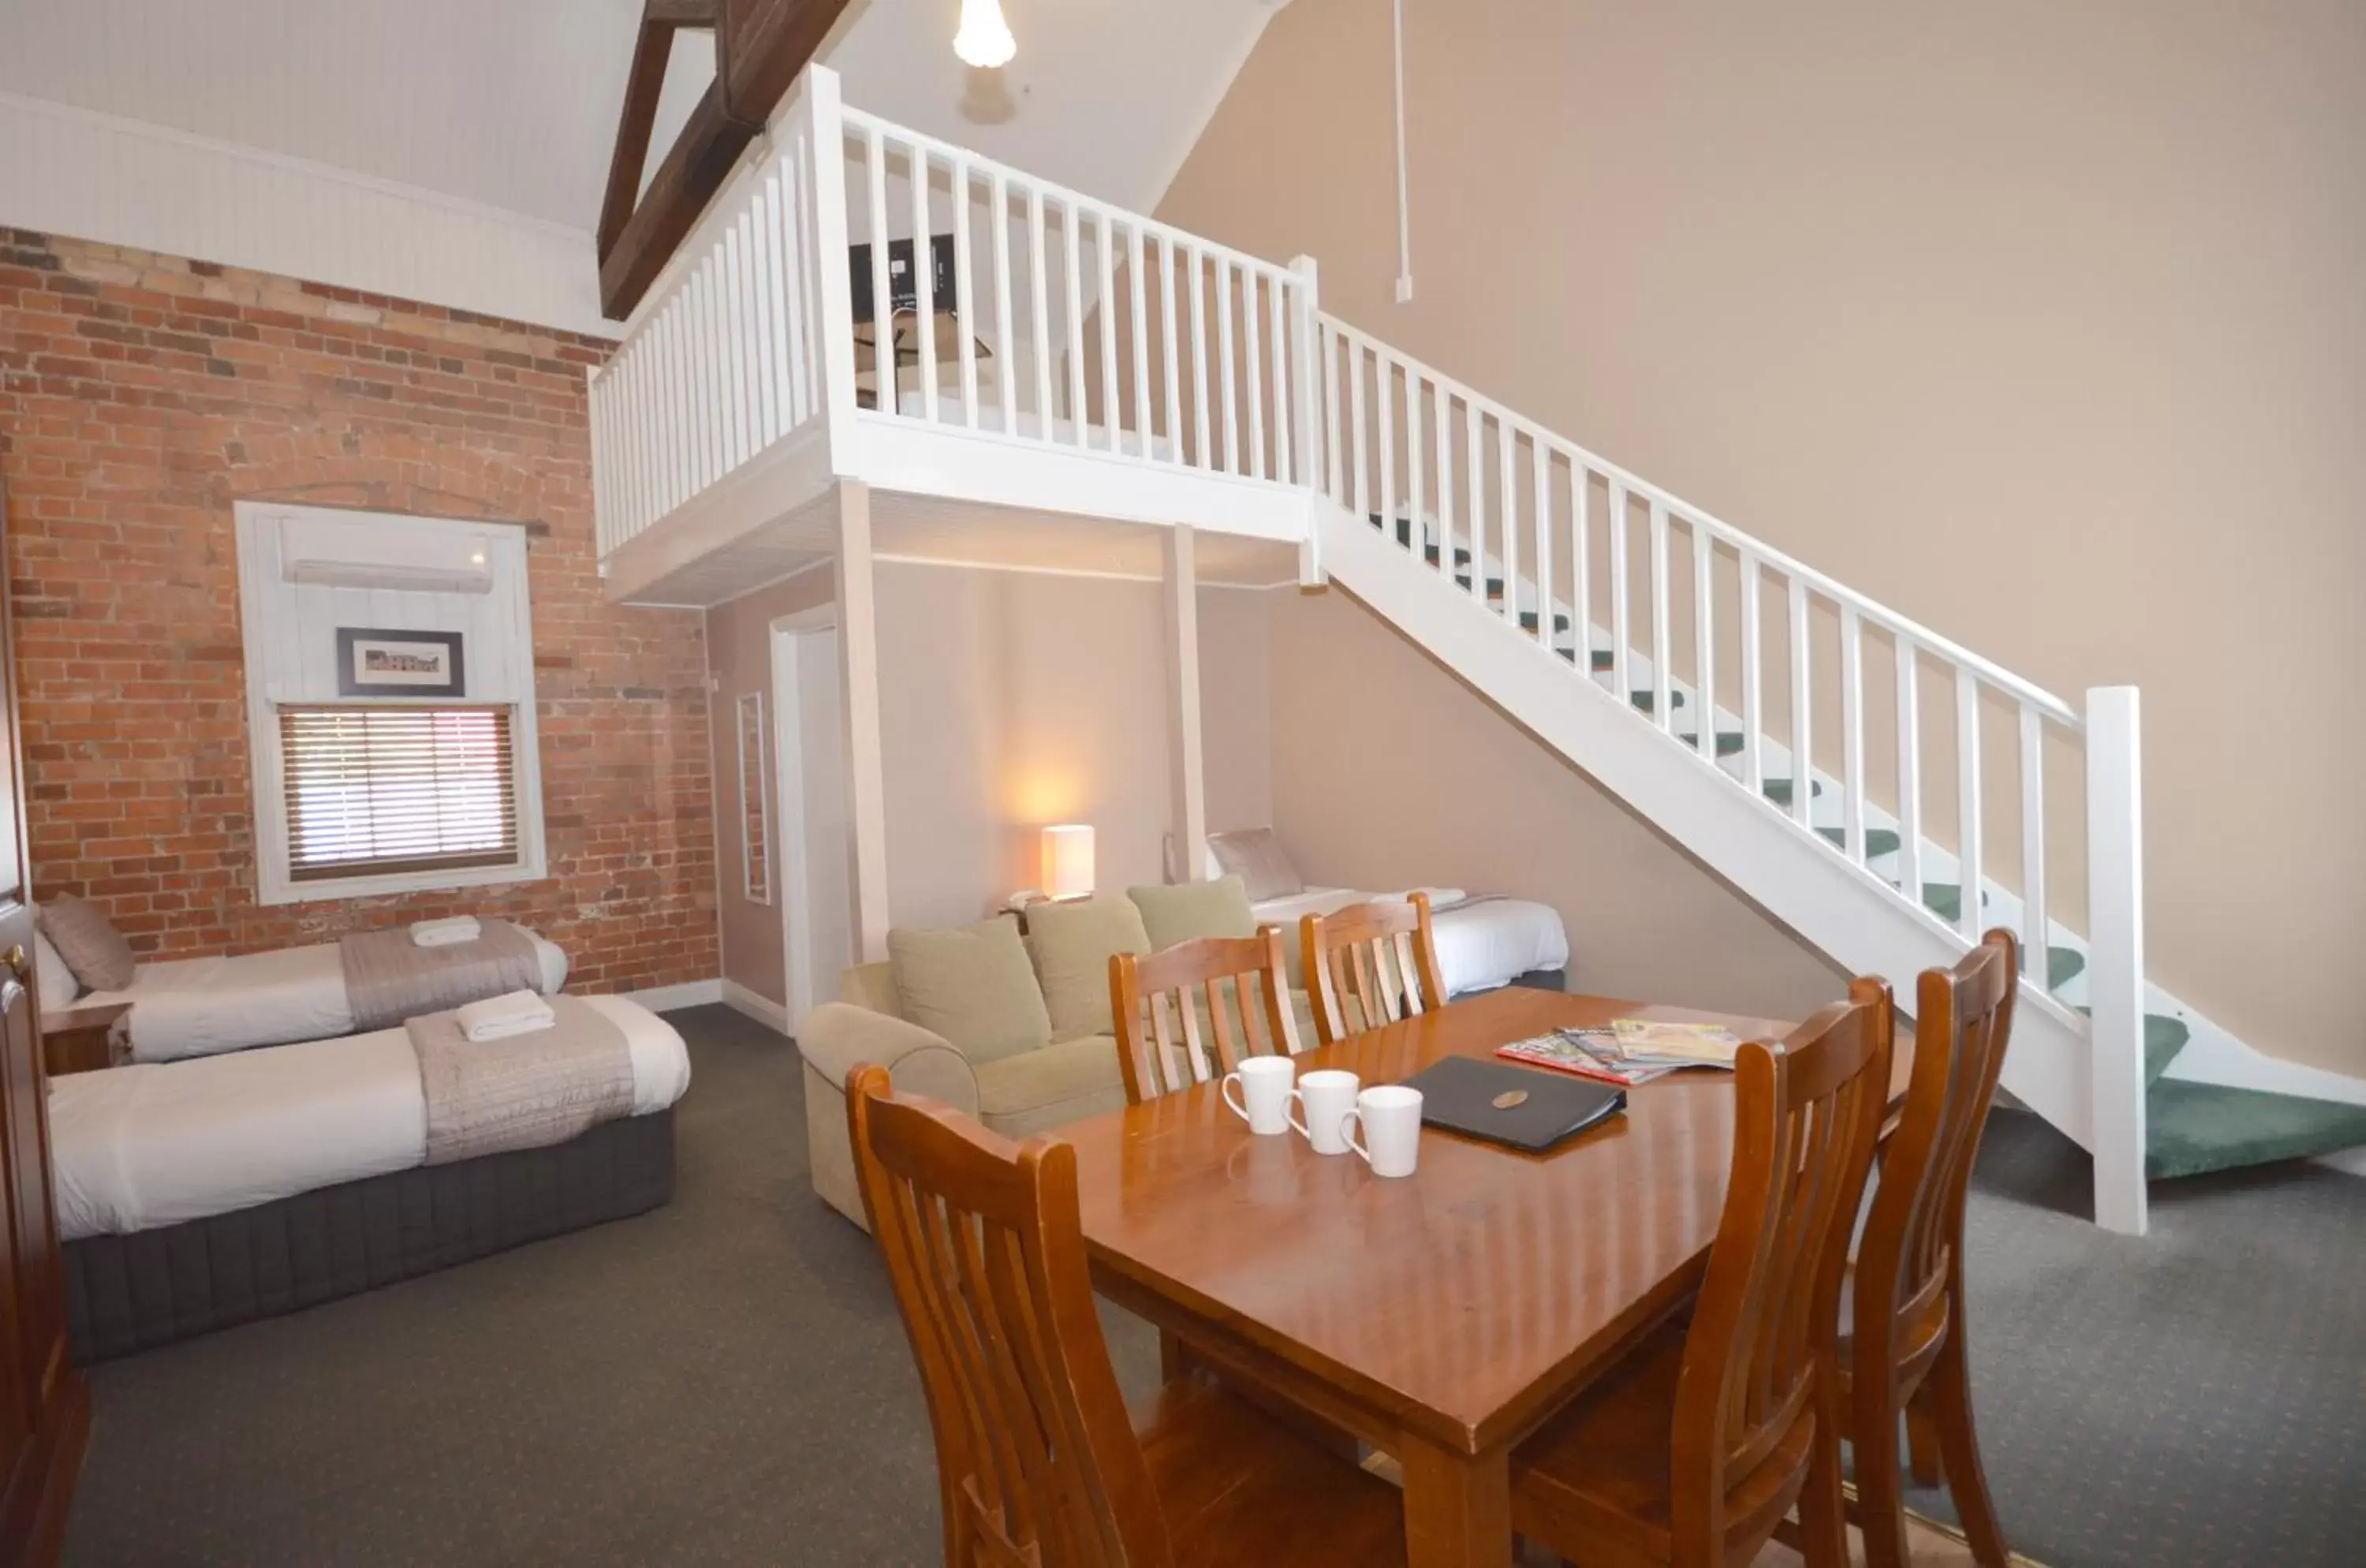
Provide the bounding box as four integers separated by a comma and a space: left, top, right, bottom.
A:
65, 1107, 676, 1363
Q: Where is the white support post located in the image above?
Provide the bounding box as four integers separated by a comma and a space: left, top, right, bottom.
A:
1288, 257, 1325, 584
1165, 525, 1208, 879
836, 480, 892, 962
2085, 685, 2148, 1237
800, 66, 859, 469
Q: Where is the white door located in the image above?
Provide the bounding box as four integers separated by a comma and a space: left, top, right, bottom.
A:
774, 617, 852, 1023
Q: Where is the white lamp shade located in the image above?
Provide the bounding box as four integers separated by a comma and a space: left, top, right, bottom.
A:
1042, 824, 1095, 900
954, 0, 1017, 68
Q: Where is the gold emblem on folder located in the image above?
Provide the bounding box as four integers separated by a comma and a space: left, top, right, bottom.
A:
1492, 1089, 1530, 1110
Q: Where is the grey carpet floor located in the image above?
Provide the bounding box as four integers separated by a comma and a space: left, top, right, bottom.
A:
59, 1005, 2366, 1567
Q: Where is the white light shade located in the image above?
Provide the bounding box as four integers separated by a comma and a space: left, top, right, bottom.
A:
954, 0, 1017, 68
1042, 823, 1094, 900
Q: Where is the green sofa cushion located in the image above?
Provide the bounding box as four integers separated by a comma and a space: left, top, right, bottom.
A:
1128, 875, 1257, 952
1024, 895, 1151, 1043
886, 915, 1052, 1066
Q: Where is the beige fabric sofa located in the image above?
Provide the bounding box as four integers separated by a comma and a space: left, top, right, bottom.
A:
797, 878, 1311, 1229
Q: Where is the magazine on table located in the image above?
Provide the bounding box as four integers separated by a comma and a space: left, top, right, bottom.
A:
1496, 1021, 1744, 1087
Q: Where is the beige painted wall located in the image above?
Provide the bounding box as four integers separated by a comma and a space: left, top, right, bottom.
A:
1164, 0, 2366, 1072
709, 550, 1276, 1007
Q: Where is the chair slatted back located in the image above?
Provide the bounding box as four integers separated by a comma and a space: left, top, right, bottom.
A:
1860, 930, 2019, 1376
1301, 893, 1448, 1046
846, 1065, 1174, 1568
1672, 977, 1894, 1559
1110, 928, 1301, 1104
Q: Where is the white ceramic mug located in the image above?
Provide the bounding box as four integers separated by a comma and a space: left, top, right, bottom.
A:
1342, 1085, 1424, 1178
1287, 1070, 1361, 1155
1221, 1055, 1297, 1136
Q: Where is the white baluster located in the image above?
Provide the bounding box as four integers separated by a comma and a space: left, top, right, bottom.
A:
1063, 202, 1087, 442
1409, 375, 1432, 576
722, 222, 747, 471
1649, 500, 1673, 731
991, 172, 1013, 435
1840, 604, 1864, 861
1028, 187, 1052, 438
1740, 553, 1763, 790
1607, 480, 1631, 700
1321, 323, 1342, 500
2020, 703, 2048, 979
746, 192, 775, 447
864, 125, 893, 413
1349, 338, 1369, 521
1216, 259, 1239, 473
1242, 271, 1267, 480
1532, 439, 1553, 652
1439, 393, 1457, 584
1571, 458, 1592, 679
1269, 272, 1293, 483
1788, 578, 1813, 827
1498, 416, 1519, 631
1693, 519, 1715, 762
1467, 399, 1486, 607
1956, 671, 1983, 938
951, 156, 979, 428
1376, 349, 1396, 539
1189, 246, 1211, 468
912, 143, 939, 424
1095, 211, 1119, 453
1159, 237, 1182, 460
1128, 224, 1152, 462
1896, 637, 1924, 907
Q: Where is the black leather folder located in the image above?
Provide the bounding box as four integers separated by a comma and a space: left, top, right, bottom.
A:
1398, 1057, 1628, 1152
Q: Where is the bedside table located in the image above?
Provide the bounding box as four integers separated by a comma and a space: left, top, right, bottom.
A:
39, 1000, 130, 1077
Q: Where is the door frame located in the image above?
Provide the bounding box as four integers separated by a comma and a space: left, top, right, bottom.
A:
769, 604, 841, 1026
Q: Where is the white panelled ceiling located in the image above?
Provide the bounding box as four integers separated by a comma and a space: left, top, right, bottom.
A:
0, 0, 1291, 232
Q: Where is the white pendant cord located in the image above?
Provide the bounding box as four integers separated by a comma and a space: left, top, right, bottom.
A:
1392, 0, 1415, 302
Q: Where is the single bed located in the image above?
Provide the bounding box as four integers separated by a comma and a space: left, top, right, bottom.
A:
53, 994, 689, 1361
1199, 830, 1570, 999
62, 928, 569, 1066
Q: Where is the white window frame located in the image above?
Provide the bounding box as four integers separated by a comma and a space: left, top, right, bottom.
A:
235, 502, 548, 905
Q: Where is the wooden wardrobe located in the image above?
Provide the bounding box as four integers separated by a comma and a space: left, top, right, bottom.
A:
0, 493, 88, 1563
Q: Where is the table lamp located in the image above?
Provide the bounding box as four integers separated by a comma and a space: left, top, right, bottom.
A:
1042, 824, 1095, 902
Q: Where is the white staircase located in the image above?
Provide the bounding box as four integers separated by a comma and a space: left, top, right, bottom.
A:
586, 66, 2366, 1236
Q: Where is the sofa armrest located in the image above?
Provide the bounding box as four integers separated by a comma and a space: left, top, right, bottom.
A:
797, 1002, 982, 1118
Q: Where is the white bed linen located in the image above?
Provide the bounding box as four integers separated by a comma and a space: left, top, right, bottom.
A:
83, 931, 570, 1065
1252, 887, 1569, 999
50, 995, 690, 1241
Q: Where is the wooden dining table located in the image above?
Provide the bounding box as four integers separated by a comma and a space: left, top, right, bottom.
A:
1064, 984, 1893, 1568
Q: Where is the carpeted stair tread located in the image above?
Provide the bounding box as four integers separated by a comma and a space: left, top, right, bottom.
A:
1453, 573, 1508, 596
1627, 690, 1685, 711
2047, 945, 2086, 990
1590, 648, 1612, 672
1918, 882, 1995, 924
1815, 825, 1904, 859
1760, 778, 1823, 807
2143, 1078, 2366, 1180
1517, 609, 1573, 634
2072, 1008, 2190, 1084
1675, 731, 1747, 758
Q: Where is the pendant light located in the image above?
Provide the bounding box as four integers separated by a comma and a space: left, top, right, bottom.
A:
955, 0, 1017, 69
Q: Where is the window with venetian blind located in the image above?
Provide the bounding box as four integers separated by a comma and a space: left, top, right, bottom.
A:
278, 704, 522, 882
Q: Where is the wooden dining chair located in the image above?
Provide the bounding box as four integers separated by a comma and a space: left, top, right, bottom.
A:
1510, 978, 1895, 1568
844, 1065, 1409, 1567
1109, 928, 1301, 1105
1301, 892, 1448, 1046
1842, 929, 2018, 1568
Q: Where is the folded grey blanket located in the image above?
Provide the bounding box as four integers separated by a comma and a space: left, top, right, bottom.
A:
341, 920, 544, 1034
406, 996, 636, 1167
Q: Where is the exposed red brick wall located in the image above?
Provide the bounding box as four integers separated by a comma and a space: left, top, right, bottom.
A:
0, 230, 718, 994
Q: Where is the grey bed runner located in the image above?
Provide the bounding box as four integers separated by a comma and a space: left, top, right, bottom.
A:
407, 996, 637, 1166
341, 920, 544, 1033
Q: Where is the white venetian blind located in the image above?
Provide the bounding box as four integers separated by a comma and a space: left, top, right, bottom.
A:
279, 704, 520, 881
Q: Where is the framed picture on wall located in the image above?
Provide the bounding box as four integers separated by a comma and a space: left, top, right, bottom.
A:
335, 628, 466, 697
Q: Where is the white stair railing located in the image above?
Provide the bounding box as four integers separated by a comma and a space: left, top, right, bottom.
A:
1318, 315, 2149, 1234
831, 109, 1320, 486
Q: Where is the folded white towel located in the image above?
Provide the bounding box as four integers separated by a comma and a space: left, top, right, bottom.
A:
456, 988, 554, 1043
412, 917, 483, 948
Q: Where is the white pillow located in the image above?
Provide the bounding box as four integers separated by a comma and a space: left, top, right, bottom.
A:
32, 930, 80, 1008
